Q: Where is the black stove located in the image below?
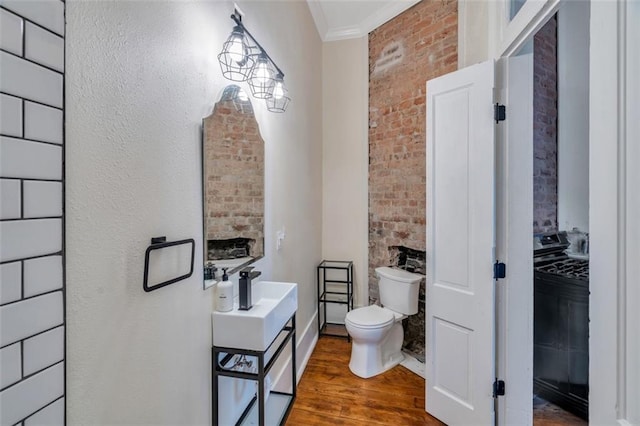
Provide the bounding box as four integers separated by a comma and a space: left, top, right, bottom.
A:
535, 258, 589, 280
534, 231, 589, 282
533, 231, 589, 420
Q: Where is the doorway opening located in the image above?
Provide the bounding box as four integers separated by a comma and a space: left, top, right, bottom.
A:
529, 4, 590, 424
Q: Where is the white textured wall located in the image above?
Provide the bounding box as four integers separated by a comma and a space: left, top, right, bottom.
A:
321, 37, 369, 307
65, 0, 321, 424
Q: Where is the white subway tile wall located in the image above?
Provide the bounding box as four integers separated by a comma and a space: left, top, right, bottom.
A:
23, 397, 65, 426
24, 23, 64, 72
0, 1, 64, 36
0, 343, 21, 389
0, 179, 21, 219
23, 326, 64, 376
0, 8, 23, 55
0, 362, 64, 425
24, 102, 63, 144
0, 137, 63, 180
0, 292, 64, 347
23, 255, 63, 297
0, 262, 22, 304
0, 1, 65, 423
0, 219, 62, 262
0, 52, 63, 108
23, 181, 63, 218
0, 93, 23, 137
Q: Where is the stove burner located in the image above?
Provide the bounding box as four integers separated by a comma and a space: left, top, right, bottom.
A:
535, 258, 589, 280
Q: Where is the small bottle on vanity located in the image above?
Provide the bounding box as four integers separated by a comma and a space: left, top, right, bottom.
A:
216, 268, 233, 312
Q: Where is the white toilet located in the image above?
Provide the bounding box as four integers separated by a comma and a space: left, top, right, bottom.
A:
345, 266, 423, 378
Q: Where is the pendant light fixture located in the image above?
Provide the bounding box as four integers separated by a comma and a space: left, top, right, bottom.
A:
248, 53, 276, 99
217, 25, 255, 81
217, 11, 290, 112
266, 73, 290, 113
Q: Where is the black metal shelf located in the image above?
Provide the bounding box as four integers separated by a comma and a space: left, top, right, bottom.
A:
317, 260, 353, 340
212, 314, 296, 426
318, 293, 352, 304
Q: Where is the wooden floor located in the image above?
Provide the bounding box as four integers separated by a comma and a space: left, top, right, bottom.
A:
286, 337, 444, 425
533, 397, 588, 426
287, 336, 587, 426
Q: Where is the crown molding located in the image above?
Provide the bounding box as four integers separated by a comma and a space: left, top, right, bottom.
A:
307, 0, 421, 42
306, 0, 329, 40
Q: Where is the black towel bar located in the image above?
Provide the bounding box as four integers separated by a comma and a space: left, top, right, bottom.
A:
143, 236, 195, 292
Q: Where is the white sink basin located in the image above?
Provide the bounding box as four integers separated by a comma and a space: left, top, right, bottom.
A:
212, 281, 297, 351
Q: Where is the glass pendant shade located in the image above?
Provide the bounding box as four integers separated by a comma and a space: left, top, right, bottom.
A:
266, 74, 290, 113
232, 92, 252, 114
218, 14, 290, 113
237, 88, 249, 101
248, 54, 276, 99
218, 26, 255, 81
221, 85, 252, 114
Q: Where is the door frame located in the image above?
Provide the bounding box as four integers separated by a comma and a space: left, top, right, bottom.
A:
494, 53, 534, 425
488, 0, 638, 424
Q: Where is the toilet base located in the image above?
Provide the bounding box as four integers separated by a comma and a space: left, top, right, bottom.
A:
349, 350, 405, 379
347, 322, 405, 379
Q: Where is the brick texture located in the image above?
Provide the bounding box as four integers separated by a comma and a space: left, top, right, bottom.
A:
203, 98, 264, 259
368, 0, 457, 301
533, 15, 558, 233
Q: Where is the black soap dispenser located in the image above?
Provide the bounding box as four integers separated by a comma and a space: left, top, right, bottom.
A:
204, 262, 217, 280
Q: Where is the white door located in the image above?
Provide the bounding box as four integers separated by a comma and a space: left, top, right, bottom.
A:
495, 54, 534, 426
426, 60, 496, 425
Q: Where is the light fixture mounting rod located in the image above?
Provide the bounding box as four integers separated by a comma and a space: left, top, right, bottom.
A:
230, 14, 285, 78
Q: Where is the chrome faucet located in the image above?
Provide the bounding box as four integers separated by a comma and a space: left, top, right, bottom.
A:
238, 267, 261, 310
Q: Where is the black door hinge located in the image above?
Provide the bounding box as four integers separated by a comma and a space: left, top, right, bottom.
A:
494, 103, 506, 123
494, 261, 506, 279
493, 379, 505, 397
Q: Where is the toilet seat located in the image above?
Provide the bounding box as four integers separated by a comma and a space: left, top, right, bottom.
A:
346, 305, 394, 329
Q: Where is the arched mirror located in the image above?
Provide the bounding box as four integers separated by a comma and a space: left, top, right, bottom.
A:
202, 85, 264, 281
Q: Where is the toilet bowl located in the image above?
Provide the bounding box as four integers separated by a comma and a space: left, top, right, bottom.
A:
345, 305, 405, 378
345, 266, 423, 378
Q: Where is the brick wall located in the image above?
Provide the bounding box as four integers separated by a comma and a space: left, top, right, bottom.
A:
368, 0, 457, 301
203, 92, 264, 260
0, 1, 66, 424
533, 15, 558, 233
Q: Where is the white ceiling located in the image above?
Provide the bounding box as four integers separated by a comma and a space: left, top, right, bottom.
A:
306, 0, 421, 42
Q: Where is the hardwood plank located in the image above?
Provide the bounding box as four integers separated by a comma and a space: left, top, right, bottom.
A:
294, 381, 423, 410
288, 336, 586, 426
287, 337, 444, 425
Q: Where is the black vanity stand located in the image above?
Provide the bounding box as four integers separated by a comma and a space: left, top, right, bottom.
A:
212, 314, 296, 426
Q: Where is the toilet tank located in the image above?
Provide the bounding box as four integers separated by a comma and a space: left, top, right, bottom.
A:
375, 266, 422, 315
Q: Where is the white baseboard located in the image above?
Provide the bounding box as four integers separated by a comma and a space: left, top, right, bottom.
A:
271, 309, 318, 390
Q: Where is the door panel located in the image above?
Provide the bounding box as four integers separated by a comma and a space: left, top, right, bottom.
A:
433, 88, 471, 290
433, 318, 472, 405
426, 60, 496, 425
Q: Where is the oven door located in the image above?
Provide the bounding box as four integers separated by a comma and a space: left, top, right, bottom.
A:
534, 271, 589, 419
